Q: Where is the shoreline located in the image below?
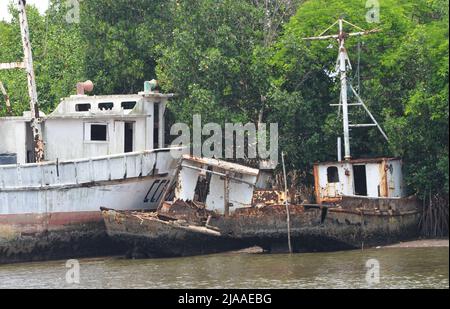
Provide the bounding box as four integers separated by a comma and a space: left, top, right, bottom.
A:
227, 238, 450, 255
382, 239, 449, 248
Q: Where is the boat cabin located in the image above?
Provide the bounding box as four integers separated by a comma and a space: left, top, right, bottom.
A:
168, 155, 259, 215
313, 157, 406, 204
0, 87, 171, 164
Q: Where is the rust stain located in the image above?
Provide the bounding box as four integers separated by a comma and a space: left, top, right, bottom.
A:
252, 190, 286, 206
313, 165, 322, 204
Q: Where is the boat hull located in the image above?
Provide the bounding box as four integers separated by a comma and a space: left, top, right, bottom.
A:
101, 196, 421, 259
210, 196, 421, 253
101, 209, 249, 258
0, 149, 181, 263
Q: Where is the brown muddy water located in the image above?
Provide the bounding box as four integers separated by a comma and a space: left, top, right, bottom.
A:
0, 247, 448, 289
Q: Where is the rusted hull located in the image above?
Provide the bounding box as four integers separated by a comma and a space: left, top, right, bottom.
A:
101, 209, 249, 258
101, 199, 421, 258
211, 197, 421, 253
0, 211, 125, 263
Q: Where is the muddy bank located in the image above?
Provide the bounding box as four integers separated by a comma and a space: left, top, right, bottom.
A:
230, 239, 449, 254
383, 239, 449, 248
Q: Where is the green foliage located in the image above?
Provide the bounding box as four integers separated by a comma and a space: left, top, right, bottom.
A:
381, 20, 449, 195
0, 0, 448, 201
271, 0, 449, 196
0, 0, 85, 115
156, 0, 264, 124
80, 0, 176, 94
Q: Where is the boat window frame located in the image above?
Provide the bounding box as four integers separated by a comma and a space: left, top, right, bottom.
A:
84, 122, 109, 143
98, 102, 114, 111
121, 101, 137, 110
75, 103, 91, 112
327, 166, 340, 183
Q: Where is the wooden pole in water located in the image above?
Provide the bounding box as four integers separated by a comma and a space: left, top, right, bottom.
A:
281, 151, 293, 254
224, 172, 230, 217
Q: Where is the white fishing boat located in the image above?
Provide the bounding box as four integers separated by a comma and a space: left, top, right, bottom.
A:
0, 1, 182, 263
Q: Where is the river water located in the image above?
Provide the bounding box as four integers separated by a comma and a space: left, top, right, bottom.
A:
0, 247, 448, 289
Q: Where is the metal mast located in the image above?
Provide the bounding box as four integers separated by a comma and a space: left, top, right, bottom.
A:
303, 18, 386, 161
0, 0, 44, 162
18, 0, 44, 162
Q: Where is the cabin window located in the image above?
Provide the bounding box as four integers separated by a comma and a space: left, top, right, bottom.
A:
91, 124, 108, 141
84, 123, 108, 142
327, 166, 339, 183
121, 101, 136, 110
99, 102, 114, 110
75, 103, 91, 112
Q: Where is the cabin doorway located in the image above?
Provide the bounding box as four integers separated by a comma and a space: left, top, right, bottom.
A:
353, 165, 367, 196
124, 122, 134, 153
25, 122, 35, 163
153, 102, 160, 149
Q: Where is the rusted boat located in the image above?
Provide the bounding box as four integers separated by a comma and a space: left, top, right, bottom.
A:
101, 156, 420, 257
208, 194, 420, 253
100, 156, 260, 257
100, 18, 422, 257
101, 205, 248, 258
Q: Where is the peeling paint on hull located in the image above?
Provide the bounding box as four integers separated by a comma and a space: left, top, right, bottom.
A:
101, 199, 421, 258
210, 203, 421, 253
0, 149, 182, 264
0, 176, 172, 264
101, 209, 248, 258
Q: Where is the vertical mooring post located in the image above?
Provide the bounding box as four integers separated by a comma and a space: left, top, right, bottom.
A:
281, 151, 293, 254
18, 0, 44, 162
224, 172, 230, 217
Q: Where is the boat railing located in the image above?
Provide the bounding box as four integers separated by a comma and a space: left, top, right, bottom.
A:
0, 147, 183, 190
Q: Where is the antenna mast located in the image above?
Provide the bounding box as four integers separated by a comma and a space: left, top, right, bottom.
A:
19, 0, 44, 162
303, 18, 386, 161
0, 0, 44, 162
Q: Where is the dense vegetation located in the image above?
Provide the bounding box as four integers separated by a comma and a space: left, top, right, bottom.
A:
0, 0, 448, 235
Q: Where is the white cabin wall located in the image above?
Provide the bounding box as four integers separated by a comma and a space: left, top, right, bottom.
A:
134, 119, 146, 151
2, 94, 171, 163
113, 121, 125, 153
387, 159, 405, 197
204, 172, 257, 214
365, 163, 382, 197
143, 100, 154, 150
44, 117, 148, 161
0, 120, 27, 164
44, 119, 84, 160
317, 163, 354, 198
